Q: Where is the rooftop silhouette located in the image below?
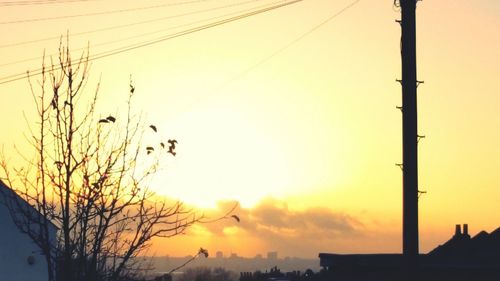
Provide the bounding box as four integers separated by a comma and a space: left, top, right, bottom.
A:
427, 224, 500, 267
319, 224, 500, 281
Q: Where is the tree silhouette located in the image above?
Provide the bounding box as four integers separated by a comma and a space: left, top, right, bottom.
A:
0, 42, 206, 281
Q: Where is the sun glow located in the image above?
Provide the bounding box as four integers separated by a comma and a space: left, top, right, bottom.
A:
150, 101, 295, 208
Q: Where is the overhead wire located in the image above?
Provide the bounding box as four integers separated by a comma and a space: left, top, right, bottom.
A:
220, 0, 361, 86
0, 0, 213, 24
0, 0, 265, 48
177, 0, 362, 113
0, 0, 284, 68
0, 0, 304, 85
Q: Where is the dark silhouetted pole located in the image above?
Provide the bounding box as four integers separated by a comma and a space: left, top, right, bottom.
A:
400, 0, 419, 275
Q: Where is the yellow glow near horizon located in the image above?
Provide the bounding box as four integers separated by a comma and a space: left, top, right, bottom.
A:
148, 95, 351, 208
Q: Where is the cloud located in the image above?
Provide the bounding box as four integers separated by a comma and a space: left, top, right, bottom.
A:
245, 198, 362, 238
150, 196, 404, 257
197, 197, 363, 254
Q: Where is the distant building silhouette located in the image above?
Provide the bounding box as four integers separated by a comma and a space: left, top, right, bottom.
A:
240, 266, 305, 281
319, 224, 500, 280
267, 251, 278, 260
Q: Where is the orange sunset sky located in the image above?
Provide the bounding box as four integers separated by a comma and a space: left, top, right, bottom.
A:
1, 0, 500, 258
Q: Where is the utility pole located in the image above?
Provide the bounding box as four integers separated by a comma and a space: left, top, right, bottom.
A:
399, 0, 419, 276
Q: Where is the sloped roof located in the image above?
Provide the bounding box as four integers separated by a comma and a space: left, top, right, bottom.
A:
427, 227, 500, 267
0, 180, 58, 230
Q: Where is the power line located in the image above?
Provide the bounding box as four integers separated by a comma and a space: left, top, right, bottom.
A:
0, 0, 304, 84
0, 0, 265, 49
180, 0, 362, 113
0, 0, 283, 68
222, 0, 361, 85
0, 0, 213, 24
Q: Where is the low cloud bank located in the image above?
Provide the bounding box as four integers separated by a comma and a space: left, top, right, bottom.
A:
193, 198, 365, 257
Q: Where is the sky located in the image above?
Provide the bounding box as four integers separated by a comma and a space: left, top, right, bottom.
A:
1, 0, 500, 259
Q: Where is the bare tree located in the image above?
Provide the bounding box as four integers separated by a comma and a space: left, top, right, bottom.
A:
0, 43, 219, 281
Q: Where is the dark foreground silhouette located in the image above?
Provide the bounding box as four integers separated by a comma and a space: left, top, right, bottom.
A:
317, 224, 500, 281
235, 225, 500, 281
